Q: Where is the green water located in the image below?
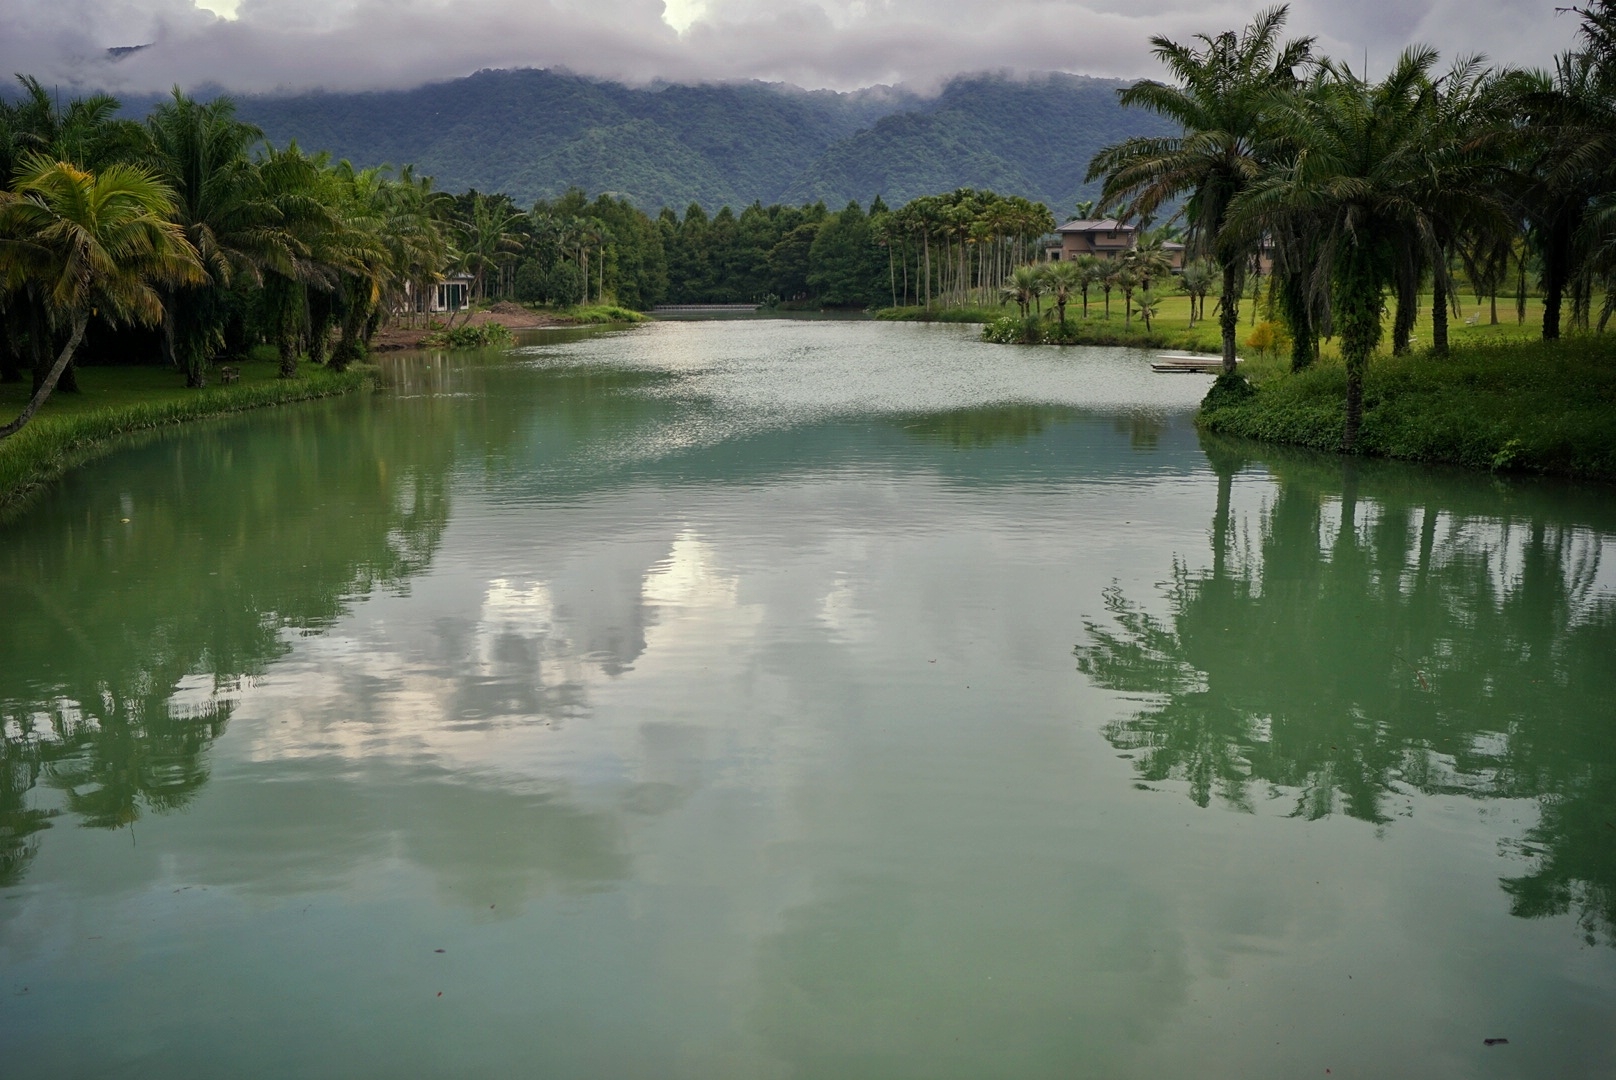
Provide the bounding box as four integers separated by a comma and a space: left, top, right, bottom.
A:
1, 319, 1613, 1078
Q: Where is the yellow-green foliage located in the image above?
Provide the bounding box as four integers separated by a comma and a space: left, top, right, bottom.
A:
1246, 319, 1293, 355
567, 305, 649, 324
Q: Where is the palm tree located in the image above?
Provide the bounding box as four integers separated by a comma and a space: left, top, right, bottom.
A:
1073, 253, 1104, 318
1116, 265, 1141, 325
1087, 5, 1315, 373
1515, 25, 1616, 339
1129, 230, 1177, 290
1002, 264, 1042, 318
324, 163, 401, 369
0, 157, 202, 438
144, 91, 283, 387
255, 143, 344, 378
1227, 49, 1445, 450
459, 192, 526, 307
1100, 262, 1119, 319
1136, 288, 1161, 331
1, 80, 150, 393
1178, 259, 1216, 326
1042, 260, 1083, 326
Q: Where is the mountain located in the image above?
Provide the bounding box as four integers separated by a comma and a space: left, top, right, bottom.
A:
781, 74, 1174, 211
225, 68, 1173, 213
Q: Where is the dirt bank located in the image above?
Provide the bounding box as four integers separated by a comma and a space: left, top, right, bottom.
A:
370, 302, 576, 351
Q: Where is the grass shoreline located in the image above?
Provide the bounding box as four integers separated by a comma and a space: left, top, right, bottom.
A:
0, 362, 378, 517
875, 303, 1224, 350
1199, 339, 1616, 482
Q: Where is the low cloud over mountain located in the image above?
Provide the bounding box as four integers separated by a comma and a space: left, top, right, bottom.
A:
0, 0, 1583, 97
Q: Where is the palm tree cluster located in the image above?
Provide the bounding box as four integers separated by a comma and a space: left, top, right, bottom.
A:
1088, 3, 1616, 449
0, 80, 524, 437
874, 190, 1057, 309
999, 232, 1180, 331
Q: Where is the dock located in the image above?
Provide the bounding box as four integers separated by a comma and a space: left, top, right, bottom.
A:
1151, 353, 1239, 374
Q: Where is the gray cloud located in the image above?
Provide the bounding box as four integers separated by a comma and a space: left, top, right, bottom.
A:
0, 0, 1584, 97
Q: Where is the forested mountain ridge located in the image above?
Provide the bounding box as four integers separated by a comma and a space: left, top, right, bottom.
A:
780, 74, 1176, 210
222, 68, 1172, 212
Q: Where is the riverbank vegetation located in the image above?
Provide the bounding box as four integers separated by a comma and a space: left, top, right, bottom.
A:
0, 80, 679, 467
0, 360, 374, 514
1199, 338, 1616, 479
1086, 2, 1616, 459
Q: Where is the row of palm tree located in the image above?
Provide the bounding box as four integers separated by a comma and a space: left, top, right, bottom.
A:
0, 81, 541, 438
872, 190, 1058, 309
1001, 236, 1186, 330
1087, 3, 1616, 449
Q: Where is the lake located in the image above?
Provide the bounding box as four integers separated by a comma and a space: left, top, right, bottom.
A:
2, 318, 1613, 1078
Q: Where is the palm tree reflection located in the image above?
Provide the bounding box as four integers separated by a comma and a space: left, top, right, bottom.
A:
1077, 441, 1616, 942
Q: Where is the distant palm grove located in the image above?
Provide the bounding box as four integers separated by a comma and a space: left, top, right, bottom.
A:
3, 0, 1616, 446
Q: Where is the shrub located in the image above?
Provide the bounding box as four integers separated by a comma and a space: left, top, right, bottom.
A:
1246, 319, 1293, 356
422, 322, 514, 349
982, 314, 1047, 344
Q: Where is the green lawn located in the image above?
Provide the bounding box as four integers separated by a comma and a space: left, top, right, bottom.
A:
880, 291, 1559, 356
0, 359, 375, 514
1200, 336, 1616, 480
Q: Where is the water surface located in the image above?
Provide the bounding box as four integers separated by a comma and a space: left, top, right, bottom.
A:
2, 320, 1613, 1077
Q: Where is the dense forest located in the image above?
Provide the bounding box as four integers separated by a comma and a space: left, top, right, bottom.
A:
204, 69, 1172, 212
494, 186, 1059, 311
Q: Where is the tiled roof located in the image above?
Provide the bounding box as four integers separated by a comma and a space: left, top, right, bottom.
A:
1055, 219, 1136, 233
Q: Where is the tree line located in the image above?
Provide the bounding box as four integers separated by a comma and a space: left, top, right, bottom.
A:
485, 188, 1062, 313
1086, 2, 1616, 448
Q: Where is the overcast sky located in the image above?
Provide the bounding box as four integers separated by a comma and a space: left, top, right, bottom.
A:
0, 0, 1585, 97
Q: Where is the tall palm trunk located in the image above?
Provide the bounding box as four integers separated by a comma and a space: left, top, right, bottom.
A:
923, 233, 931, 311
1218, 263, 1241, 375
1539, 214, 1576, 340
1430, 272, 1450, 356
1391, 253, 1418, 355
1, 316, 86, 439
1336, 252, 1382, 453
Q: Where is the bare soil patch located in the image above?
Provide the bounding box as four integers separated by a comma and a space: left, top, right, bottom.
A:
370, 303, 574, 351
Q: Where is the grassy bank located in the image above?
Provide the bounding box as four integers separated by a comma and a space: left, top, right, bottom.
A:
883, 292, 1558, 355
0, 360, 377, 514
875, 305, 1005, 324
564, 304, 650, 324
1199, 338, 1616, 480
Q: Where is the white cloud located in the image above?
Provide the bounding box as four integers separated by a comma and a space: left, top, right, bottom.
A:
0, 0, 1582, 97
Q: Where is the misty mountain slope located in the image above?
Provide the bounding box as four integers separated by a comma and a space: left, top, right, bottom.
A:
618, 82, 900, 202
516, 120, 741, 209
781, 74, 1176, 212
234, 68, 890, 206
229, 67, 1173, 211
779, 109, 1045, 208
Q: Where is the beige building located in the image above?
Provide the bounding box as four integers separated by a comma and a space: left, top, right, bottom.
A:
1045, 220, 1194, 273
1046, 219, 1137, 262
